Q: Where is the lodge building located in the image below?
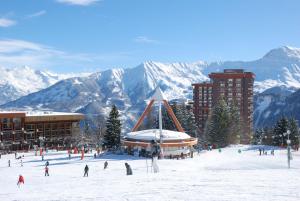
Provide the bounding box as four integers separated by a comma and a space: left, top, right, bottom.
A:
192, 69, 255, 143
0, 111, 84, 151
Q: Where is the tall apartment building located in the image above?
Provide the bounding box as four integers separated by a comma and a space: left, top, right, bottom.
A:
192, 69, 255, 144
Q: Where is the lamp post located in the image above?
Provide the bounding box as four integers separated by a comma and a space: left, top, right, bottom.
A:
284, 130, 291, 169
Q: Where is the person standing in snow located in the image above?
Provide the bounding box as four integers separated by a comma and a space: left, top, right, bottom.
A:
104, 161, 108, 169
17, 175, 24, 187
83, 165, 89, 177
125, 163, 132, 175
259, 148, 262, 156
45, 166, 49, 176
8, 159, 11, 167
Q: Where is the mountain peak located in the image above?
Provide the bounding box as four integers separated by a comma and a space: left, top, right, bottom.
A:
263, 46, 300, 60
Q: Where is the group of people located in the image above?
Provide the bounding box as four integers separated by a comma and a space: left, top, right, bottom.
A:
258, 148, 275, 155
83, 161, 132, 177
6, 150, 134, 188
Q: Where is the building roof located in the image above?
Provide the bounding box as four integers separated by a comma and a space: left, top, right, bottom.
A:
0, 111, 84, 122
126, 129, 192, 142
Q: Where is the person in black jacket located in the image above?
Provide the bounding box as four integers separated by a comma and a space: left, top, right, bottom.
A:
104, 161, 108, 169
84, 164, 89, 177
125, 163, 132, 175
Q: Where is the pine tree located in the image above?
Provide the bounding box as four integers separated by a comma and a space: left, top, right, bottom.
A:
288, 118, 299, 146
228, 102, 242, 144
273, 117, 289, 146
104, 105, 121, 149
206, 98, 230, 148
252, 128, 263, 145
162, 106, 176, 131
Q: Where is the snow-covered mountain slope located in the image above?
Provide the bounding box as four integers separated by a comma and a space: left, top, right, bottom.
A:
3, 46, 300, 130
0, 66, 89, 105
254, 87, 300, 128
204, 46, 300, 90
0, 62, 208, 130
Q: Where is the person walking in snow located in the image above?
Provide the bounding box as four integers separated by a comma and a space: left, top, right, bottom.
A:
125, 163, 132, 175
104, 161, 108, 170
83, 165, 89, 177
8, 159, 10, 167
45, 166, 49, 176
17, 175, 24, 187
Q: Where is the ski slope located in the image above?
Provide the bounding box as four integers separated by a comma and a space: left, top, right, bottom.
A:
0, 145, 299, 201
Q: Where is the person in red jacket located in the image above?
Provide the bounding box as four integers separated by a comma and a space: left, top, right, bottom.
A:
17, 175, 24, 187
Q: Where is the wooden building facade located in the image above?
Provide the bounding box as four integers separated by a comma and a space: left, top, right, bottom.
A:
0, 111, 84, 151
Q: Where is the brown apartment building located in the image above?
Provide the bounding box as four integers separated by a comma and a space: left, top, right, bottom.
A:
192, 69, 255, 144
0, 111, 84, 151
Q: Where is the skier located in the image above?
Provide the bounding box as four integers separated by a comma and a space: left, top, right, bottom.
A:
68, 153, 71, 160
8, 159, 10, 167
45, 161, 49, 167
45, 166, 49, 176
42, 154, 44, 161
83, 165, 89, 177
94, 153, 97, 159
125, 162, 132, 175
259, 148, 262, 156
15, 152, 17, 159
104, 161, 108, 169
20, 160, 23, 167
271, 149, 274, 155
17, 175, 24, 187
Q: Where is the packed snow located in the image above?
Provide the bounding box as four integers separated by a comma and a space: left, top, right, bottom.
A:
126, 129, 192, 141
0, 145, 299, 201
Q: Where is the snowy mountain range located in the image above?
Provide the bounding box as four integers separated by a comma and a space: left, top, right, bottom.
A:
1, 46, 300, 130
0, 66, 89, 105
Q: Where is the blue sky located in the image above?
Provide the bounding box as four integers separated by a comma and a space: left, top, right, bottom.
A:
0, 0, 300, 73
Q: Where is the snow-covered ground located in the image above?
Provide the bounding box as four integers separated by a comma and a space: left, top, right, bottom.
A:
0, 145, 299, 201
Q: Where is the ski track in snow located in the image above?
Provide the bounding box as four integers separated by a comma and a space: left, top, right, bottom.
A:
0, 145, 299, 201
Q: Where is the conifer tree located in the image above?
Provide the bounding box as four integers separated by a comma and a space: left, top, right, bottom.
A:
206, 98, 230, 148
288, 118, 299, 146
104, 105, 121, 149
228, 102, 242, 144
273, 117, 289, 146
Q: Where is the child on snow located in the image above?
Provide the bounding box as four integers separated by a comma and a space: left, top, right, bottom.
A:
125, 163, 132, 175
45, 166, 49, 176
17, 175, 24, 187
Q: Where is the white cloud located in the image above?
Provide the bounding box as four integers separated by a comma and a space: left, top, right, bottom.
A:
56, 0, 100, 6
134, 36, 158, 44
0, 39, 131, 71
0, 18, 16, 27
26, 10, 47, 19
